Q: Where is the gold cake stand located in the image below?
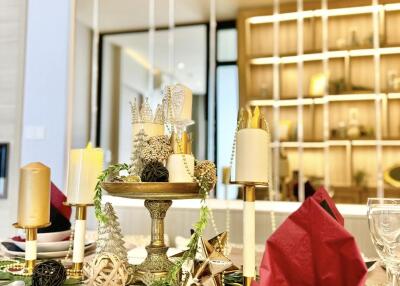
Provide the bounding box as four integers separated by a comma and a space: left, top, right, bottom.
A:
101, 182, 200, 283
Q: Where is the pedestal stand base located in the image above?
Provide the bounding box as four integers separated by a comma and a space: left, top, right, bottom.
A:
135, 200, 178, 284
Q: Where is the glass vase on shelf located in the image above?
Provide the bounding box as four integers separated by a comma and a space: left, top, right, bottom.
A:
367, 198, 400, 286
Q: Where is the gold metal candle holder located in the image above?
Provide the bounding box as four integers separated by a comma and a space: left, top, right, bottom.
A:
230, 181, 268, 286
12, 222, 51, 275
64, 203, 92, 280
101, 181, 200, 284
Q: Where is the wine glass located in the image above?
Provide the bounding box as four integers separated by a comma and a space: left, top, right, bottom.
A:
367, 198, 400, 285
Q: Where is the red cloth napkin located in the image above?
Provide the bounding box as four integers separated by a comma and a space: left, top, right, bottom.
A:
50, 182, 71, 220
255, 187, 367, 286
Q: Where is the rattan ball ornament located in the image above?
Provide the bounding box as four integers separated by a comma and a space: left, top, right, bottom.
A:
32, 260, 67, 286
84, 253, 128, 286
195, 160, 217, 191
141, 161, 169, 182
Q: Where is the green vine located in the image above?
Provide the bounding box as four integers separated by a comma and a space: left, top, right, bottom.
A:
94, 163, 129, 223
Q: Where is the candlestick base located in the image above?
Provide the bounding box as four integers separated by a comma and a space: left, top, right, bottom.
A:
243, 276, 254, 286
136, 200, 175, 282
67, 262, 84, 280
13, 223, 50, 276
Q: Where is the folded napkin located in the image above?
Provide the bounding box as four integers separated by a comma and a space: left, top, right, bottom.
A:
255, 187, 367, 286
39, 182, 71, 233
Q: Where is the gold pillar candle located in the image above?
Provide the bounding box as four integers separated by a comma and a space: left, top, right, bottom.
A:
17, 162, 51, 227
66, 143, 104, 205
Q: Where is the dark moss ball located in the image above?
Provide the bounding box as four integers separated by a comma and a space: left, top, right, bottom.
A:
141, 161, 169, 182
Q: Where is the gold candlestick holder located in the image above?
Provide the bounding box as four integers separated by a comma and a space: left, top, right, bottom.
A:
12, 222, 51, 275
64, 203, 92, 280
231, 181, 268, 286
101, 181, 200, 285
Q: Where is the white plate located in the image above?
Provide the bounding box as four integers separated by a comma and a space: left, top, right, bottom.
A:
12, 240, 71, 252
1, 241, 96, 259
16, 229, 71, 243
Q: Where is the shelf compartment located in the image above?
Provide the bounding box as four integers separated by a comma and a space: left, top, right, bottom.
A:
328, 14, 373, 50
385, 10, 400, 46
249, 65, 273, 99
380, 54, 400, 92
249, 23, 273, 57
329, 101, 376, 140
280, 60, 323, 99
350, 56, 374, 91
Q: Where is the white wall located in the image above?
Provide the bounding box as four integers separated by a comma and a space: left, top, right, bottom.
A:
0, 0, 26, 235
72, 21, 91, 149
21, 0, 72, 190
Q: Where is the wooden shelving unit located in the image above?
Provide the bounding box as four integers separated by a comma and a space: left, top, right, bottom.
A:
238, 0, 400, 203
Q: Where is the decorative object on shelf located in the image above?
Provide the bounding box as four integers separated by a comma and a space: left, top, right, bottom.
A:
84, 253, 129, 286
96, 203, 128, 262
130, 129, 149, 176
141, 161, 169, 182
194, 160, 217, 192
387, 70, 400, 92
309, 73, 327, 97
141, 135, 172, 164
15, 162, 51, 275
348, 27, 360, 48
279, 120, 292, 141
32, 260, 66, 286
353, 170, 367, 188
347, 108, 361, 139
329, 78, 346, 94
384, 165, 400, 188
232, 106, 270, 286
167, 132, 195, 183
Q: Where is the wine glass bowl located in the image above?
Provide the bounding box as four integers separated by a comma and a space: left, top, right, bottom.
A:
368, 198, 400, 284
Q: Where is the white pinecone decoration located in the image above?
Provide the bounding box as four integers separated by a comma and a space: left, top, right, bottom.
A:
96, 203, 128, 262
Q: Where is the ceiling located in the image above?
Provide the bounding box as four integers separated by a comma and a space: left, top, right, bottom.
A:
76, 0, 291, 32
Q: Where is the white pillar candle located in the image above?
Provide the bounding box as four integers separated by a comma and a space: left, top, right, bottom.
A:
167, 154, 194, 182
235, 128, 269, 183
72, 219, 86, 263
66, 143, 103, 205
243, 200, 255, 278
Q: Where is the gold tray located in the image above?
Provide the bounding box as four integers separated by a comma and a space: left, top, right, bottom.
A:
101, 182, 201, 200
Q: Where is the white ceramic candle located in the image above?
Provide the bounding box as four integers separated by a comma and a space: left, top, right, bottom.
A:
235, 128, 269, 183
167, 154, 194, 182
66, 143, 104, 205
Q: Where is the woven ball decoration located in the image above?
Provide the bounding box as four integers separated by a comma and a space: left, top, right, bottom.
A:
32, 260, 67, 286
84, 253, 128, 286
141, 135, 172, 164
195, 160, 217, 191
141, 161, 169, 182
